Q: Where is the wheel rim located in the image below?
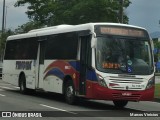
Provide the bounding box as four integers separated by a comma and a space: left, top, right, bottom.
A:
66, 86, 73, 99
20, 81, 24, 91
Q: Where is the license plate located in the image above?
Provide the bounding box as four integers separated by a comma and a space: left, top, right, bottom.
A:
132, 84, 145, 88
122, 92, 132, 96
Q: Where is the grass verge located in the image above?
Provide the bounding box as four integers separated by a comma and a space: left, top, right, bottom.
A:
155, 84, 160, 98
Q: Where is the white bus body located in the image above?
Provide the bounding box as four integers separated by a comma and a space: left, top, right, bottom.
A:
3, 23, 155, 107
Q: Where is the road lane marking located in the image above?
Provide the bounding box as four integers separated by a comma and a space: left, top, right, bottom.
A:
0, 94, 5, 96
40, 104, 77, 115
0, 86, 19, 90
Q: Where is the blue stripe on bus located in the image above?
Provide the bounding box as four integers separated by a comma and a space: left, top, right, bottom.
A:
45, 68, 65, 80
68, 61, 80, 71
86, 70, 98, 81
45, 61, 98, 82
69, 61, 98, 81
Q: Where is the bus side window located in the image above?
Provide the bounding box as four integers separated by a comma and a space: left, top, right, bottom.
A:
45, 33, 78, 60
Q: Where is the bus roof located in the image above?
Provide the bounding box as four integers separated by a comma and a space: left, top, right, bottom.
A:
7, 23, 147, 41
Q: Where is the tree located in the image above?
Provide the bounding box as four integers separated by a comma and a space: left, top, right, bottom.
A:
154, 41, 160, 49
15, 0, 131, 26
153, 40, 160, 62
0, 29, 14, 59
15, 0, 54, 24
15, 21, 45, 33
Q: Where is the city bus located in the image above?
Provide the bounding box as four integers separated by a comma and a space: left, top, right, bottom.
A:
3, 23, 155, 108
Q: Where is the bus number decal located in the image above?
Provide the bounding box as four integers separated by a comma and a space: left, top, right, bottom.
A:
16, 61, 32, 70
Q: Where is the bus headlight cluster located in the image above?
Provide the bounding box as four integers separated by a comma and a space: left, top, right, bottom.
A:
146, 76, 155, 89
97, 74, 107, 87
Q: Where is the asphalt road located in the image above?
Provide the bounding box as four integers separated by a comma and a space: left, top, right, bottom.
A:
0, 80, 160, 120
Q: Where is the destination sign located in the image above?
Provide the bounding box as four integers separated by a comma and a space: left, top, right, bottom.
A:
99, 27, 147, 37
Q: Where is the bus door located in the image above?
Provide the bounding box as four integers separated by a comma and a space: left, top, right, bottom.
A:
36, 40, 45, 89
79, 35, 91, 95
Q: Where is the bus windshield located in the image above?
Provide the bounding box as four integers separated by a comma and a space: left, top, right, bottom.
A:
96, 36, 153, 75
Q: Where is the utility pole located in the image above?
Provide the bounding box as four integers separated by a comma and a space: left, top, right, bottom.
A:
1, 0, 5, 61
4, 6, 8, 31
2, 0, 6, 34
119, 0, 123, 23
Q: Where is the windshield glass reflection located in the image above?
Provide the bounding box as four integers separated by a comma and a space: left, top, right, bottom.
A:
96, 36, 153, 75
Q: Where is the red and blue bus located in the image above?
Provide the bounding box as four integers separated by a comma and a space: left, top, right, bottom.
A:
3, 23, 155, 108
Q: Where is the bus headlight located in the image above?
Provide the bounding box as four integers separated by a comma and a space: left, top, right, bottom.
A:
97, 74, 107, 87
146, 76, 155, 89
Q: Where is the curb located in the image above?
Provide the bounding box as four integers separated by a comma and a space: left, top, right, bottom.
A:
154, 98, 160, 103
155, 73, 160, 76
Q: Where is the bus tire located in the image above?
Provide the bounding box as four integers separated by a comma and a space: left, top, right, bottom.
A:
19, 74, 28, 94
65, 80, 76, 104
113, 100, 128, 108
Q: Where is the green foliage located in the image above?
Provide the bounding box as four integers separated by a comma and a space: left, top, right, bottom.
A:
15, 0, 53, 23
0, 29, 14, 53
153, 41, 160, 62
12, 0, 132, 38
0, 0, 131, 58
154, 41, 160, 49
15, 21, 45, 33
15, 0, 131, 26
155, 83, 160, 98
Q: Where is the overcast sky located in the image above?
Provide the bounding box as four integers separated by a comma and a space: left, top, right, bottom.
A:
127, 0, 160, 33
0, 0, 160, 33
0, 0, 29, 30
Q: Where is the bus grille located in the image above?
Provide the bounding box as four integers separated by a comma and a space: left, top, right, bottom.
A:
109, 76, 143, 84
108, 75, 144, 90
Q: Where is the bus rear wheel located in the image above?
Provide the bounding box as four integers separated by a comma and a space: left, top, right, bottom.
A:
113, 100, 128, 108
19, 75, 28, 94
65, 80, 76, 104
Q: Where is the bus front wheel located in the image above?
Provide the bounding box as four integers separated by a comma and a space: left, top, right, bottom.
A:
113, 100, 128, 108
65, 80, 76, 104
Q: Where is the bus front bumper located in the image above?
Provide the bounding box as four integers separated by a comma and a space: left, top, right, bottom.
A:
86, 82, 154, 101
